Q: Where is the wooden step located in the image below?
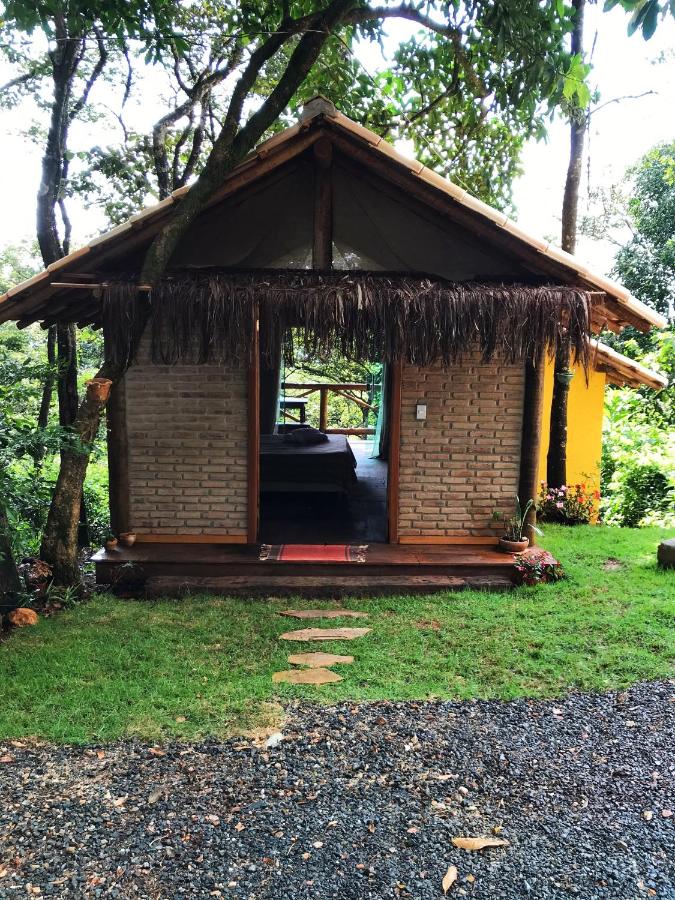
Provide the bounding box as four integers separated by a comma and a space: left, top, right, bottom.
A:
142, 573, 513, 598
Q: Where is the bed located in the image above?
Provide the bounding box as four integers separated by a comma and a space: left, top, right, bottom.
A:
260, 434, 358, 495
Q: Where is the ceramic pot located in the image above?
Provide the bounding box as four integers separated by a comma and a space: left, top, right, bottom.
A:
119, 532, 136, 547
104, 538, 118, 551
499, 537, 529, 554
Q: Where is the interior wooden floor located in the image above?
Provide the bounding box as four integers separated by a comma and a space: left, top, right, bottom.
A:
92, 540, 517, 596
259, 440, 388, 544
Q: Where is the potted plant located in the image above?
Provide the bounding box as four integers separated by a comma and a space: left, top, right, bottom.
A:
496, 497, 541, 553
119, 532, 136, 547
104, 535, 118, 552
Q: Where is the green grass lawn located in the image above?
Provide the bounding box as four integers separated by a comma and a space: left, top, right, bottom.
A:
1, 525, 673, 744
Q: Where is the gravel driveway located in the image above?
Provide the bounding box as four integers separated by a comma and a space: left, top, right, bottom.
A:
1, 681, 673, 899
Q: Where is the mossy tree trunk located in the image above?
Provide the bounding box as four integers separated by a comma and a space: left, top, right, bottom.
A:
548, 0, 586, 488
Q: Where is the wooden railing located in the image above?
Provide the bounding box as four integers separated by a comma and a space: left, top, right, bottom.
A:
281, 382, 378, 435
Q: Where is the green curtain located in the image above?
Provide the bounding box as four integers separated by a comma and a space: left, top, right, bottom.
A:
371, 364, 388, 459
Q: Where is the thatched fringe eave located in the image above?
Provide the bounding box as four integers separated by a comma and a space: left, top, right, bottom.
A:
101, 270, 592, 371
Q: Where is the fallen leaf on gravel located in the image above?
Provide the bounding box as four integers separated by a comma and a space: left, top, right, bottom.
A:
407, 827, 419, 834
442, 865, 458, 894
0, 867, 9, 878
313, 841, 323, 848
642, 810, 653, 821
492, 825, 504, 835
302, 852, 311, 860
451, 837, 509, 851
0, 755, 15, 764
148, 788, 165, 805
206, 815, 220, 826
96, 750, 105, 759
112, 797, 127, 808
662, 809, 673, 818
148, 747, 166, 757
234, 822, 245, 832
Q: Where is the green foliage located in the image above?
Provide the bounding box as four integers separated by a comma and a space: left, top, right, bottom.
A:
604, 0, 675, 39
584, 142, 675, 528
614, 141, 675, 327
1, 0, 185, 55
0, 525, 672, 743
601, 382, 675, 527
603, 461, 674, 527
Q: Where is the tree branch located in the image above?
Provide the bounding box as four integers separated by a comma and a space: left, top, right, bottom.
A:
70, 27, 108, 121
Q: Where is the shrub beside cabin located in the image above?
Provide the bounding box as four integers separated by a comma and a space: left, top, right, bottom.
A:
0, 99, 666, 588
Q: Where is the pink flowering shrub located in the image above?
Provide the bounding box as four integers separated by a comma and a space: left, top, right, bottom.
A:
514, 549, 565, 586
538, 482, 598, 525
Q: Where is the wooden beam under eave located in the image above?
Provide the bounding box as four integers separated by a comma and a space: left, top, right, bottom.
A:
312, 137, 333, 271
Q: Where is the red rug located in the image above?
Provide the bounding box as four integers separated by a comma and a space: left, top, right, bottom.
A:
259, 544, 368, 563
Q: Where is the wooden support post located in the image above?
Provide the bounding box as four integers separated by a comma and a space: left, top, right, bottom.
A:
312, 138, 333, 271
319, 386, 329, 432
387, 357, 403, 544
106, 377, 130, 536
247, 303, 260, 544
518, 353, 546, 546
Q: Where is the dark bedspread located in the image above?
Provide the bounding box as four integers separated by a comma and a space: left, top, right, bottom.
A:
260, 434, 357, 494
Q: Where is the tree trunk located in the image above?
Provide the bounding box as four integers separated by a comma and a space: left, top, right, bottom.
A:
0, 496, 21, 600
40, 0, 355, 585
547, 0, 586, 488
34, 325, 57, 465
40, 363, 121, 585
55, 321, 90, 545
56, 322, 79, 426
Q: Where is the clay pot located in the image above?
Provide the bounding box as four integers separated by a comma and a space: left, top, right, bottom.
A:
85, 378, 112, 403
499, 537, 529, 554
104, 538, 118, 552
119, 532, 136, 547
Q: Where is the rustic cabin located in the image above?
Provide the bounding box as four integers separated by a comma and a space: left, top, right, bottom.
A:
0, 97, 666, 593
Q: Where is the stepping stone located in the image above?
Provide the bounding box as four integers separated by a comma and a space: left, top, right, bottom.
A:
288, 652, 354, 668
272, 668, 343, 685
280, 609, 368, 620
279, 627, 372, 642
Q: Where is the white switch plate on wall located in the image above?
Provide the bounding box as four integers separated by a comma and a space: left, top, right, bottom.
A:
416, 403, 427, 420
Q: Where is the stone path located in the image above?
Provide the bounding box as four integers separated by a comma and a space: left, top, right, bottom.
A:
279, 609, 368, 619
272, 668, 343, 685
273, 610, 370, 684
287, 652, 354, 668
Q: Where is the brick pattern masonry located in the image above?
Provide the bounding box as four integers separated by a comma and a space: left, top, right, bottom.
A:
399, 354, 525, 538
125, 336, 248, 536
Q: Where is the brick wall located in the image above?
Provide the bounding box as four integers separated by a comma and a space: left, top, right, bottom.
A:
124, 336, 248, 536
398, 353, 525, 538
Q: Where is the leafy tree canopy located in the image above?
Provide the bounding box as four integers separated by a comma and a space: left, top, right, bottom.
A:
604, 0, 675, 40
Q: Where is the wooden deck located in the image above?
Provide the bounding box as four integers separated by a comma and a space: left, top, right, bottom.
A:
92, 542, 517, 596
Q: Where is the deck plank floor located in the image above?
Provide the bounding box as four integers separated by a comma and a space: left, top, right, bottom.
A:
92, 541, 516, 588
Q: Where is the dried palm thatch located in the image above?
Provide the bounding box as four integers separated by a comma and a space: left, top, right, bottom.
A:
101, 270, 592, 370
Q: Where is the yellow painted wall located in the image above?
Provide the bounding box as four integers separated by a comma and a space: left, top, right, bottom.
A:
537, 359, 606, 497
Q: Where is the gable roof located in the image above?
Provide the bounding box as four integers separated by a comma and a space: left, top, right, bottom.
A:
0, 97, 666, 334
592, 340, 667, 390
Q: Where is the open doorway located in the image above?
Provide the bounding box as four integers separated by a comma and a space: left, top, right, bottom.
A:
257, 334, 389, 544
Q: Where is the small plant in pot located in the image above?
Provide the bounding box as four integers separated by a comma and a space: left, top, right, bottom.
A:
495, 497, 542, 553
